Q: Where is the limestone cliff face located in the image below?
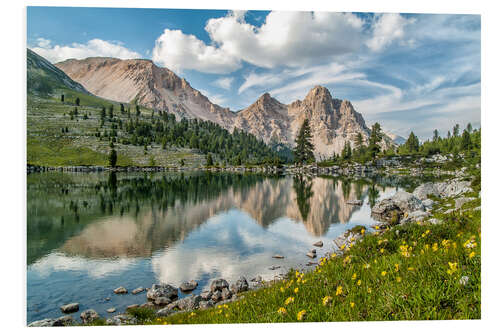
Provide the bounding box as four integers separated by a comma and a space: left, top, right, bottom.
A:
55, 57, 393, 156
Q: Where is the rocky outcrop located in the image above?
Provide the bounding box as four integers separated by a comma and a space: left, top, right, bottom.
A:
179, 280, 198, 292
230, 277, 249, 294
413, 180, 472, 200
371, 191, 424, 223
105, 314, 138, 325
60, 302, 79, 313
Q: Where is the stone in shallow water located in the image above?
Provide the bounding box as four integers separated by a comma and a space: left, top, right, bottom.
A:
28, 318, 56, 327
272, 254, 285, 259
60, 302, 79, 313
106, 308, 116, 313
132, 287, 145, 294
306, 251, 317, 259
200, 290, 213, 300
313, 240, 323, 247
53, 315, 75, 326
126, 304, 139, 310
179, 280, 198, 292
210, 278, 229, 292
114, 286, 128, 294
147, 283, 178, 303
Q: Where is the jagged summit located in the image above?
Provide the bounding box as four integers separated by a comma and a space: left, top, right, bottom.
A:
54, 56, 394, 157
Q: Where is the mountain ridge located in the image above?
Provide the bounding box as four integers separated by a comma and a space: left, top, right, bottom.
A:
54, 56, 394, 157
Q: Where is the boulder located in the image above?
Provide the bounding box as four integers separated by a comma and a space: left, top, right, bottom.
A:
147, 283, 178, 303
313, 240, 323, 247
80, 309, 99, 324
106, 314, 138, 325
230, 276, 249, 294
154, 297, 172, 306
53, 315, 75, 326
179, 280, 198, 292
106, 308, 116, 313
210, 279, 229, 292
371, 191, 423, 223
173, 295, 202, 311
455, 197, 474, 209
60, 302, 79, 313
347, 200, 362, 205
413, 183, 440, 200
401, 210, 430, 224
221, 288, 232, 300
272, 254, 285, 259
199, 300, 215, 309
131, 287, 145, 295
306, 251, 317, 259
200, 290, 213, 300
211, 290, 222, 302
28, 318, 57, 327
422, 199, 434, 209
113, 286, 128, 294
156, 307, 174, 317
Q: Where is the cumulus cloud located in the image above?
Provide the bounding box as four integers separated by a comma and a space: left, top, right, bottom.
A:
152, 11, 365, 73
213, 76, 235, 90
152, 29, 241, 74
31, 38, 142, 63
366, 13, 415, 52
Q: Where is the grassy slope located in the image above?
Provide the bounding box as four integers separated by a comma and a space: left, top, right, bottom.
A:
27, 90, 206, 167
122, 188, 480, 324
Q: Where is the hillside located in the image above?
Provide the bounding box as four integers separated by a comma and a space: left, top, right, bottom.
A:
55, 57, 395, 158
27, 48, 89, 94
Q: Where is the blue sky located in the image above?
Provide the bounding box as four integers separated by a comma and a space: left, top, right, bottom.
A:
28, 7, 481, 139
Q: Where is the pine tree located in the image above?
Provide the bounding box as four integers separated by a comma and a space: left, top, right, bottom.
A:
405, 131, 419, 153
108, 149, 117, 167
75, 97, 80, 106
61, 94, 64, 103
466, 123, 473, 133
433, 129, 439, 141
461, 130, 472, 150
368, 122, 382, 158
206, 153, 214, 167
293, 119, 315, 165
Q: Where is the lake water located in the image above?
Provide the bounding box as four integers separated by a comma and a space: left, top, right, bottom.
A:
27, 171, 415, 323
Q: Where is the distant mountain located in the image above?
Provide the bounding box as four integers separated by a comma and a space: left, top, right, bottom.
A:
27, 49, 88, 94
55, 56, 394, 157
386, 133, 407, 145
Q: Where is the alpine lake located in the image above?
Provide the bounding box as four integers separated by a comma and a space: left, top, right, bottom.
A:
27, 170, 432, 323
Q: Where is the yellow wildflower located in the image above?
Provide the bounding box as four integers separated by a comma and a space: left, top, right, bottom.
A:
380, 248, 385, 254
396, 276, 402, 283
395, 264, 399, 272
469, 251, 476, 259
446, 262, 458, 275
336, 285, 343, 296
361, 228, 365, 235
364, 263, 371, 269
352, 273, 357, 280
367, 287, 372, 294
280, 287, 285, 293
432, 243, 438, 252
294, 287, 299, 294
277, 307, 287, 315
322, 296, 333, 306
408, 267, 415, 271
350, 302, 355, 308
381, 271, 387, 277
331, 253, 337, 258
357, 279, 362, 286
285, 297, 294, 305
297, 310, 307, 321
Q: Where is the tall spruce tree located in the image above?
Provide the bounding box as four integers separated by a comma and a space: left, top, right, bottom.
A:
293, 119, 315, 165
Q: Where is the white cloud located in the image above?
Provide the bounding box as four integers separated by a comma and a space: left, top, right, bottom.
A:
366, 13, 415, 52
152, 29, 241, 74
31, 38, 142, 63
213, 76, 235, 90
152, 11, 365, 74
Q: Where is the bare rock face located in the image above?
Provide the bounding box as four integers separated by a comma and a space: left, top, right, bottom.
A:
55, 57, 395, 157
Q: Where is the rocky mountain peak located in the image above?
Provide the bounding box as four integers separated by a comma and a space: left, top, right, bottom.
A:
305, 85, 333, 102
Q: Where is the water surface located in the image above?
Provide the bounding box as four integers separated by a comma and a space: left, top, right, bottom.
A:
27, 171, 413, 323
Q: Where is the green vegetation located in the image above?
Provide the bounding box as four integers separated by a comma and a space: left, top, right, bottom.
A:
126, 192, 480, 324
293, 119, 315, 165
